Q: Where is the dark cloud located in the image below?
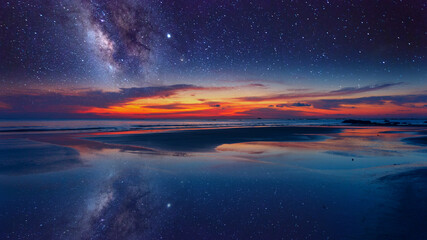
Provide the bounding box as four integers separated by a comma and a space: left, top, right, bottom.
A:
291, 102, 312, 107
0, 84, 197, 110
0, 84, 199, 115
237, 83, 403, 102
237, 108, 304, 118
276, 102, 311, 108
246, 83, 266, 88
143, 103, 186, 110
309, 94, 427, 110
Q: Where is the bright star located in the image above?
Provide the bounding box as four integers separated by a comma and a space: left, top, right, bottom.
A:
167, 203, 172, 208
166, 33, 172, 39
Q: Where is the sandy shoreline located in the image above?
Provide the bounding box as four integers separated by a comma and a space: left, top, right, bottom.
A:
85, 126, 342, 152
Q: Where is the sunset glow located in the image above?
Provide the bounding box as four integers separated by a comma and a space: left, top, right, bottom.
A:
2, 82, 425, 119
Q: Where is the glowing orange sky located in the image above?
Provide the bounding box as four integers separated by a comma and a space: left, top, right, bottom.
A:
0, 81, 425, 119
73, 83, 427, 118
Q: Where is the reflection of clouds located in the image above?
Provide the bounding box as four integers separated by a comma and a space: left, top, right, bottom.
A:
0, 139, 83, 175
217, 127, 424, 158
74, 168, 163, 240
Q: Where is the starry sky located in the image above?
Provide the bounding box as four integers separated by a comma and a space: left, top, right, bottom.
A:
0, 0, 426, 118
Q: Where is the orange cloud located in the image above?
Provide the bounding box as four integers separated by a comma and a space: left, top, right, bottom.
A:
0, 83, 426, 119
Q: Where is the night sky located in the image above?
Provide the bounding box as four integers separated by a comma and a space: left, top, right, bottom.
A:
0, 0, 426, 118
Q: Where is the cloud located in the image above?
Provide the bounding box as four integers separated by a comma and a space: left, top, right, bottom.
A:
329, 83, 402, 95
237, 108, 304, 118
0, 84, 200, 117
286, 88, 310, 92
0, 82, 424, 119
276, 102, 311, 108
246, 83, 266, 88
143, 103, 186, 109
291, 102, 312, 107
236, 83, 403, 102
142, 101, 224, 110
309, 94, 427, 110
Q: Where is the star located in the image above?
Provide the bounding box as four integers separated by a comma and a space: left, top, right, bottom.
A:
166, 33, 172, 39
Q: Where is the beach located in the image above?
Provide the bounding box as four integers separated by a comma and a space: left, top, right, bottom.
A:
0, 120, 426, 239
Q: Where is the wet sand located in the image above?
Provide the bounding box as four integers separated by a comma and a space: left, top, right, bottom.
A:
0, 123, 426, 239
85, 126, 341, 152
404, 136, 427, 146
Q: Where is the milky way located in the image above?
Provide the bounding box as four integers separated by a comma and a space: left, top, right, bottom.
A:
0, 0, 426, 119
76, 0, 164, 81
1, 0, 425, 90
0, 0, 171, 88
